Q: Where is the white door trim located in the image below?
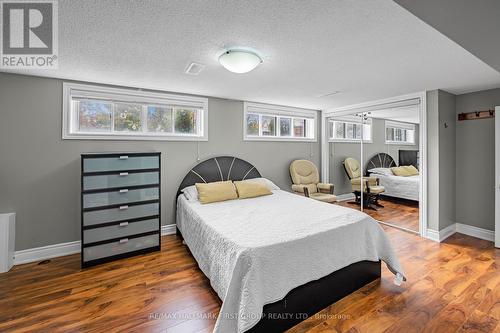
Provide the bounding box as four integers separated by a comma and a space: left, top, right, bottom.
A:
321, 91, 428, 238
495, 106, 500, 248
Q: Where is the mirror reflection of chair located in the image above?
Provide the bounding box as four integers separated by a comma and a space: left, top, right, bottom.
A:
290, 160, 337, 203
343, 157, 385, 210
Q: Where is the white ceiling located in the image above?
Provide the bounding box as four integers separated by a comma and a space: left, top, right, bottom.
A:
3, 0, 500, 110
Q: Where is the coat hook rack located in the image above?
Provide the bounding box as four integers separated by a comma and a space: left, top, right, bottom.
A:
458, 109, 495, 121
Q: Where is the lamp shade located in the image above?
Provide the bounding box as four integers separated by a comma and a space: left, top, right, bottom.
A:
218, 50, 262, 73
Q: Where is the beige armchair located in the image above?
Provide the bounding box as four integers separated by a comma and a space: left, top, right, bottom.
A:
290, 160, 337, 203
343, 157, 385, 209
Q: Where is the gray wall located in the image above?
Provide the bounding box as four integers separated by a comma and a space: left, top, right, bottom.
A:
438, 90, 456, 230
456, 88, 500, 231
426, 90, 440, 230
0, 73, 320, 250
329, 118, 419, 195
426, 90, 456, 231
395, 0, 500, 73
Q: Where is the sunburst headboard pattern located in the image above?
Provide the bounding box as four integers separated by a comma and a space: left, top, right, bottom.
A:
365, 153, 396, 175
176, 156, 262, 197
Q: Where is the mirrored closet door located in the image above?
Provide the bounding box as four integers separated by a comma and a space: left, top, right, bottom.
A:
328, 104, 421, 234
328, 112, 363, 210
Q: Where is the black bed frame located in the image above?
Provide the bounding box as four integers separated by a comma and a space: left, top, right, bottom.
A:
175, 156, 381, 333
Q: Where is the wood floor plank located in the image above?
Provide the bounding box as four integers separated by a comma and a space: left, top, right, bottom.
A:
0, 218, 498, 333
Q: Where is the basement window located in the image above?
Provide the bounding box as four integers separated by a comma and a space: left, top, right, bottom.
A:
385, 120, 415, 145
328, 116, 372, 143
63, 83, 208, 141
243, 102, 317, 141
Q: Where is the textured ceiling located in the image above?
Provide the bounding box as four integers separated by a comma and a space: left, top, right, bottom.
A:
2, 0, 500, 109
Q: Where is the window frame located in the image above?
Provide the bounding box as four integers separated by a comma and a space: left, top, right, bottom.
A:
385, 120, 415, 145
328, 116, 373, 143
243, 102, 317, 142
62, 82, 208, 141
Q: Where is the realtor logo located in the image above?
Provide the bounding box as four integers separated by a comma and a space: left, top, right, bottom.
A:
1, 0, 58, 68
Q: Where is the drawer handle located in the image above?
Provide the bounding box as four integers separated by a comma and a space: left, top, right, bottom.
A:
119, 189, 129, 193
119, 156, 129, 160
119, 222, 129, 227
119, 238, 129, 244
119, 205, 129, 210
119, 172, 129, 177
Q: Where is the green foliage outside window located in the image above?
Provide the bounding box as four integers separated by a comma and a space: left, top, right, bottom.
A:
114, 103, 142, 132
148, 106, 173, 132
175, 109, 197, 134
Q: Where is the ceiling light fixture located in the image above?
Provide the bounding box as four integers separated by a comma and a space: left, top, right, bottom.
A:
218, 49, 262, 74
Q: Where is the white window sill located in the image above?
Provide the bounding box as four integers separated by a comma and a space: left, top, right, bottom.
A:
244, 136, 317, 142
63, 133, 208, 141
329, 139, 373, 144
385, 141, 415, 145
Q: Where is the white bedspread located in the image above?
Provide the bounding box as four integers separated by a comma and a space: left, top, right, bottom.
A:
176, 190, 405, 333
373, 174, 420, 201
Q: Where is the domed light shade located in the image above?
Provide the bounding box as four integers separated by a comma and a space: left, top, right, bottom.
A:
218, 50, 262, 73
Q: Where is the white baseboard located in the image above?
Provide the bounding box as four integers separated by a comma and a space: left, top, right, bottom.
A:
439, 224, 457, 241
425, 229, 440, 242
13, 224, 177, 266
14, 240, 81, 265
456, 223, 494, 242
161, 224, 176, 235
336, 193, 355, 202
426, 223, 494, 243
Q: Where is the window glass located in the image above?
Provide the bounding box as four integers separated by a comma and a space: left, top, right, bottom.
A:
175, 108, 197, 134
385, 121, 415, 144
246, 113, 260, 136
280, 117, 292, 136
78, 100, 112, 132
261, 116, 276, 136
329, 120, 371, 141
243, 102, 316, 141
114, 103, 142, 132
147, 106, 173, 133
293, 118, 306, 137
64, 83, 207, 140
334, 121, 344, 138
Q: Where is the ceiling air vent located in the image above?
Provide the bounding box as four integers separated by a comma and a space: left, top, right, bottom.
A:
185, 62, 205, 75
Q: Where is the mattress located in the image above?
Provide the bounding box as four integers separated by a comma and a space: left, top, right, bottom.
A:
176, 190, 405, 333
372, 174, 420, 201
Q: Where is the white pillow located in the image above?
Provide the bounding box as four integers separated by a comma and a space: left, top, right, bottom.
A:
240, 177, 280, 191
181, 185, 199, 201
368, 168, 393, 176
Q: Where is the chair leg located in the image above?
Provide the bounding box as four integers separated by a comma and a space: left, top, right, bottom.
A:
374, 195, 384, 207
349, 192, 360, 205
363, 194, 379, 210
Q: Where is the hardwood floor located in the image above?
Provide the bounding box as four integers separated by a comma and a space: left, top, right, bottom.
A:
0, 228, 498, 333
337, 197, 420, 232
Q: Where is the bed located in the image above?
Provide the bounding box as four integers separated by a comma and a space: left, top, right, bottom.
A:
366, 153, 420, 201
176, 156, 405, 333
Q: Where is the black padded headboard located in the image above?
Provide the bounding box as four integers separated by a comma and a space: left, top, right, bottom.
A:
365, 153, 396, 175
176, 156, 262, 197
399, 150, 419, 169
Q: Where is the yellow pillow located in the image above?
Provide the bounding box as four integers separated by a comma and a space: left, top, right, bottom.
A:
403, 165, 419, 176
391, 166, 411, 177
234, 181, 272, 199
195, 181, 238, 204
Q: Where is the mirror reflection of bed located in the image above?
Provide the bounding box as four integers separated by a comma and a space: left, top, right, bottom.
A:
328, 105, 420, 233
339, 152, 420, 233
